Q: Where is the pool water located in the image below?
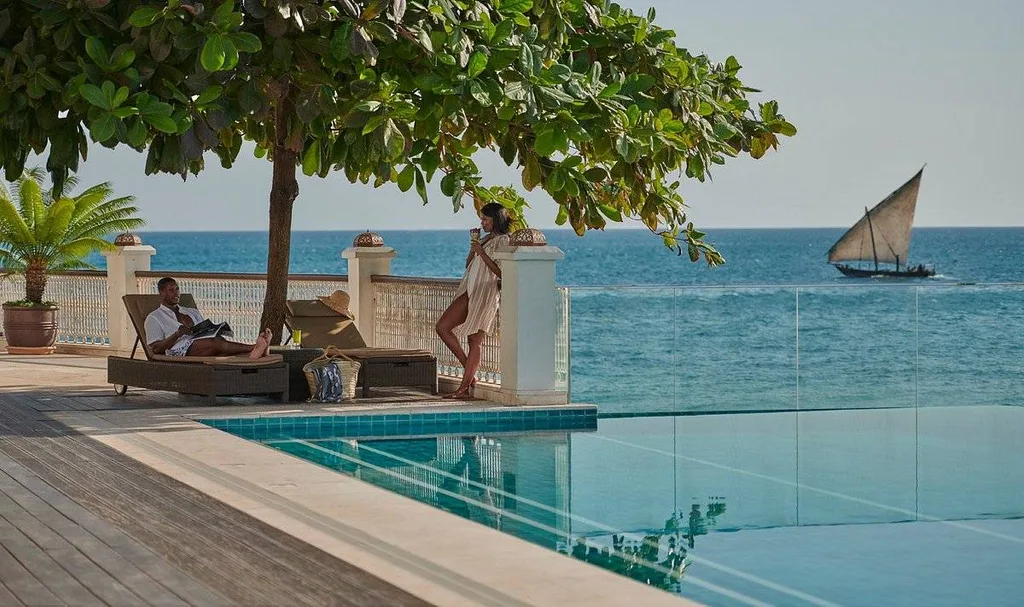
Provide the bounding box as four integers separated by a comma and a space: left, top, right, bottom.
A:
205, 405, 1024, 606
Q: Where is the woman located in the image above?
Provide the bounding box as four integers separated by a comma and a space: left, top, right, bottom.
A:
435, 202, 512, 399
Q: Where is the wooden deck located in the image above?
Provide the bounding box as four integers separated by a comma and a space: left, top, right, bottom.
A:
0, 354, 433, 606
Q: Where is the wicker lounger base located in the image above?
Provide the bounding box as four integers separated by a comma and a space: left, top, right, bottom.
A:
108, 356, 289, 405
343, 351, 438, 397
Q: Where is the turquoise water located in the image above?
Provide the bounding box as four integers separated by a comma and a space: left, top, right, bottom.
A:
213, 406, 1024, 606
93, 228, 1024, 414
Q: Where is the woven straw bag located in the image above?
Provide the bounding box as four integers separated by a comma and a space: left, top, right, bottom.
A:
302, 346, 361, 402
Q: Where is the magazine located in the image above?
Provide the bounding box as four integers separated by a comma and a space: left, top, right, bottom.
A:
189, 319, 233, 340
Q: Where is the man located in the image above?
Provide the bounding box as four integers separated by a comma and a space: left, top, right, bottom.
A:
145, 277, 272, 359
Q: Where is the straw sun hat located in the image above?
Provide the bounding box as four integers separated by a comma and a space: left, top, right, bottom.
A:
317, 290, 353, 317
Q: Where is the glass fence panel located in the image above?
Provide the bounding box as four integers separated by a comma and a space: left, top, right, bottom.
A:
568, 288, 677, 413
917, 284, 1024, 408
674, 287, 797, 413
797, 286, 917, 410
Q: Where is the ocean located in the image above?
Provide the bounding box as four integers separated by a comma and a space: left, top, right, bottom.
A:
91, 228, 1024, 414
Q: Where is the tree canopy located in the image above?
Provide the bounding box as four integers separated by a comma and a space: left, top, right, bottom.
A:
0, 0, 795, 336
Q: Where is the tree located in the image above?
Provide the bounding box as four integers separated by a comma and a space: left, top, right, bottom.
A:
0, 168, 143, 304
0, 0, 795, 341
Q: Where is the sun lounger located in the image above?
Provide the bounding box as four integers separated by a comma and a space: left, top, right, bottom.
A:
107, 294, 288, 405
286, 298, 437, 397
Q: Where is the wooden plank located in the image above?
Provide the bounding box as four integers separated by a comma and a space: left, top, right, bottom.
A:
0, 494, 146, 606
5, 434, 380, 606
0, 407, 419, 605
0, 518, 104, 607
0, 544, 62, 606
0, 578, 25, 607
0, 394, 430, 607
0, 462, 215, 606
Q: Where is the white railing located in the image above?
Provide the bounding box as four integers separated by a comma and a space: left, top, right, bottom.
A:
1, 271, 109, 345
372, 276, 572, 389
556, 287, 570, 392
2, 267, 570, 396
372, 276, 502, 383
136, 272, 347, 342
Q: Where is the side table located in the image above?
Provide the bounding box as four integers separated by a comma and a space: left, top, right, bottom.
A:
269, 346, 325, 402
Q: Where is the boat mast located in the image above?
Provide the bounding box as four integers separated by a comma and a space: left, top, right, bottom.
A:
864, 206, 880, 272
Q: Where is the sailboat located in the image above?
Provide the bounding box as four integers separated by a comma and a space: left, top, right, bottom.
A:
827, 166, 935, 278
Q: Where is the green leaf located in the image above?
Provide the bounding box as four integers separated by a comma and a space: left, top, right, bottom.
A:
522, 153, 541, 190
554, 205, 568, 225
492, 19, 515, 44
469, 80, 490, 106
79, 84, 108, 110
467, 51, 488, 78
598, 204, 622, 221
597, 82, 621, 99
85, 37, 109, 67
698, 101, 714, 116
383, 120, 405, 160
547, 168, 564, 191
201, 35, 227, 72
543, 64, 572, 84
108, 45, 136, 71
414, 169, 428, 205
362, 115, 386, 135
213, 0, 235, 26
534, 126, 564, 156
519, 44, 534, 76
355, 100, 382, 112
90, 114, 116, 142
231, 32, 263, 53
195, 85, 223, 106
142, 114, 178, 133
111, 86, 129, 109
220, 38, 240, 70
621, 74, 655, 94
397, 164, 415, 192
497, 0, 533, 15
126, 119, 147, 147
128, 6, 162, 27
302, 142, 321, 176
439, 173, 457, 197
772, 120, 798, 137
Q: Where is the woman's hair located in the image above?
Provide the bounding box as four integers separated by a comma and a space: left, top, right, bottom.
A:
480, 202, 512, 235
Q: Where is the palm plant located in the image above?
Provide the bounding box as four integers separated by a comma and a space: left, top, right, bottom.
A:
0, 168, 143, 305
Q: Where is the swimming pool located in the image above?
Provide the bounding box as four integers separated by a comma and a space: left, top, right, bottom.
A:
203, 405, 1024, 606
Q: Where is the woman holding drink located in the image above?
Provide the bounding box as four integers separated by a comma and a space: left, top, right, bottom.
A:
435, 203, 512, 399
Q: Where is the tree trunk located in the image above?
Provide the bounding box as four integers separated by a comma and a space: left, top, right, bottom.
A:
25, 262, 47, 304
259, 98, 299, 345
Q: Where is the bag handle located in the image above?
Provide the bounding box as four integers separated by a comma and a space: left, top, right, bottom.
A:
310, 345, 356, 364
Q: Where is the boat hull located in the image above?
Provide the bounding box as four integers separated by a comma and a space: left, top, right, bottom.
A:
833, 264, 935, 278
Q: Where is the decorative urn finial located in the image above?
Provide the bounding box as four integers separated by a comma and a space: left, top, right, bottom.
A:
509, 227, 547, 247
113, 232, 143, 246
353, 230, 384, 247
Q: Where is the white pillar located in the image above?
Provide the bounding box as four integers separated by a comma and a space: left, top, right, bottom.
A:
341, 232, 396, 347
101, 242, 156, 357
492, 230, 566, 406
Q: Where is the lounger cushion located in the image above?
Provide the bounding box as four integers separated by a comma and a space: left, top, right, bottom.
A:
339, 348, 435, 363
151, 353, 284, 366
123, 293, 281, 368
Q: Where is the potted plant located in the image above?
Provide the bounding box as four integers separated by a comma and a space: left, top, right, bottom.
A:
0, 169, 143, 354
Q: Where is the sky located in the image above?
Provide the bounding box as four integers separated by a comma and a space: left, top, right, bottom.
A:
38, 0, 1024, 231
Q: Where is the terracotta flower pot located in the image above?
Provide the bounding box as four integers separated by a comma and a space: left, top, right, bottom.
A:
2, 304, 58, 354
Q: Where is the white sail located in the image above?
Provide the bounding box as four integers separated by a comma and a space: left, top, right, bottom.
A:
827, 168, 924, 267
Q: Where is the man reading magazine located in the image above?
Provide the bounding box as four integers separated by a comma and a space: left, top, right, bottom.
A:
144, 277, 272, 359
